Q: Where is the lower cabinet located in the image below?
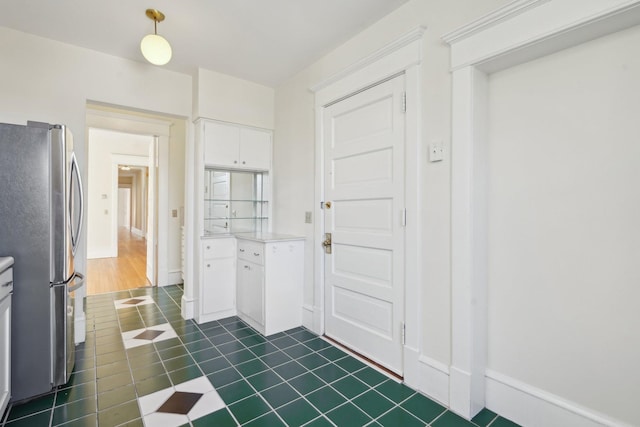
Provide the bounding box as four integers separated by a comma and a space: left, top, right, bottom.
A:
236, 237, 304, 336
198, 237, 236, 323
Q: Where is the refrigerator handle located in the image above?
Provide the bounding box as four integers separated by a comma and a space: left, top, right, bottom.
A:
70, 152, 84, 255
68, 272, 85, 293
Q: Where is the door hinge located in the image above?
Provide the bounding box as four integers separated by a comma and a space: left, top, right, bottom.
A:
401, 322, 406, 345
320, 201, 324, 210
401, 208, 407, 227
401, 92, 407, 113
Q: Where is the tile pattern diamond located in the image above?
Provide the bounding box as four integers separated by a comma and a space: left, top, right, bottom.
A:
1, 285, 521, 427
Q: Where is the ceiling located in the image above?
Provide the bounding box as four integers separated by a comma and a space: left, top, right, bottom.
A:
0, 0, 409, 87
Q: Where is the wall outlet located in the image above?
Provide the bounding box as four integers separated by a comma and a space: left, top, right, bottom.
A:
305, 211, 312, 224
429, 143, 444, 162
172, 209, 178, 218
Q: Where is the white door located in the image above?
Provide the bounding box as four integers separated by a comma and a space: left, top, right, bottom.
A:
323, 75, 406, 374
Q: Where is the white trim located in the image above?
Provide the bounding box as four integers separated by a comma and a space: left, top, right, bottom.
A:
167, 270, 183, 285
310, 26, 426, 93
86, 249, 113, 260
302, 304, 315, 332
181, 294, 195, 319
74, 313, 86, 345
86, 108, 172, 136
485, 370, 634, 427
403, 349, 450, 407
197, 308, 237, 324
313, 29, 423, 388
131, 227, 145, 238
445, 0, 640, 420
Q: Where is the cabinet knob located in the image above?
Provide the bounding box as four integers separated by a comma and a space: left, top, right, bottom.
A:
206, 264, 211, 268
253, 252, 260, 257
234, 160, 238, 164
206, 245, 210, 250
244, 265, 250, 270
239, 248, 245, 252
242, 161, 246, 164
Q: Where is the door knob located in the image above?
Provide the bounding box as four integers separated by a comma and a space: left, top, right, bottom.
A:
322, 233, 332, 254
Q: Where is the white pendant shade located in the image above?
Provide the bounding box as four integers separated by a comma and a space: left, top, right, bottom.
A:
140, 34, 172, 66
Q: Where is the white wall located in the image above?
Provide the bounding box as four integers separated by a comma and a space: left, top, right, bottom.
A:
87, 128, 152, 258
0, 26, 191, 342
273, 0, 509, 374
194, 67, 275, 129
487, 25, 640, 426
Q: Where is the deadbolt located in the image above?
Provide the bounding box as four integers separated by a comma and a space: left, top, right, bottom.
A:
322, 232, 332, 254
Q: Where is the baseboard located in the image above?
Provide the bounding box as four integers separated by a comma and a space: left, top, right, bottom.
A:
412, 353, 450, 407
196, 308, 237, 325
167, 270, 183, 285
181, 295, 195, 320
87, 249, 114, 259
131, 227, 144, 237
485, 369, 632, 427
302, 304, 315, 332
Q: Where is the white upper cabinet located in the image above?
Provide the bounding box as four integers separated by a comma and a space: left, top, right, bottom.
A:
203, 120, 271, 171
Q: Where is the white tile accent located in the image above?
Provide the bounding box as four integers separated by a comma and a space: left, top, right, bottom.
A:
188, 390, 225, 421
121, 322, 178, 349
138, 388, 175, 416
143, 412, 189, 427
114, 295, 155, 310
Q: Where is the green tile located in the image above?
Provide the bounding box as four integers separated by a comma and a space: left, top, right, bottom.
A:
239, 334, 267, 348
131, 362, 167, 383
332, 376, 369, 399
230, 328, 257, 339
353, 368, 387, 387
374, 380, 415, 404
169, 365, 203, 384
226, 348, 256, 364
377, 407, 424, 427
318, 346, 347, 361
282, 344, 313, 358
208, 367, 243, 388
303, 338, 333, 351
97, 400, 140, 426
334, 357, 366, 373
244, 412, 286, 427
277, 398, 320, 426
192, 408, 238, 427
260, 351, 291, 367
158, 345, 189, 360
229, 395, 271, 424
288, 372, 325, 395
218, 341, 246, 356
271, 335, 297, 349
96, 350, 126, 366
97, 384, 136, 411
273, 361, 307, 380
431, 410, 477, 427
57, 413, 98, 427
401, 393, 446, 424
5, 409, 52, 427
126, 343, 156, 358
306, 386, 347, 413
491, 416, 522, 427
352, 390, 394, 418
56, 382, 97, 405
297, 353, 330, 370
52, 396, 96, 426
199, 356, 232, 374
326, 402, 372, 427
304, 416, 334, 427
113, 417, 144, 427
260, 383, 300, 409
154, 337, 182, 350
128, 352, 161, 369
7, 393, 55, 420
96, 371, 132, 394
217, 379, 256, 404
191, 347, 221, 363
135, 374, 171, 397
222, 319, 248, 331
246, 370, 283, 391
163, 354, 196, 372
471, 408, 497, 426
96, 360, 129, 379
289, 330, 317, 343
185, 339, 214, 353
249, 342, 280, 357
236, 358, 269, 376
211, 332, 236, 345
312, 364, 348, 383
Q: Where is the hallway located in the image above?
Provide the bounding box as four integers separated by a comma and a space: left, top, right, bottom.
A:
86, 227, 149, 295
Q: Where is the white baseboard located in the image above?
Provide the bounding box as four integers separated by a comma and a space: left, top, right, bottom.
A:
181, 295, 195, 320
131, 227, 144, 237
413, 354, 450, 407
486, 369, 632, 427
167, 270, 183, 285
87, 249, 115, 259
302, 304, 315, 332
196, 308, 236, 324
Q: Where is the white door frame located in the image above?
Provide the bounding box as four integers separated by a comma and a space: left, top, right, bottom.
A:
87, 109, 173, 286
311, 26, 424, 386
443, 0, 640, 420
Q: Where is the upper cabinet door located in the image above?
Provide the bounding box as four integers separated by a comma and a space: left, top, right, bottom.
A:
204, 121, 240, 167
239, 128, 271, 171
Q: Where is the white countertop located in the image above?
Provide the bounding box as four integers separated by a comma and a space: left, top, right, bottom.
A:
0, 257, 14, 273
202, 232, 304, 243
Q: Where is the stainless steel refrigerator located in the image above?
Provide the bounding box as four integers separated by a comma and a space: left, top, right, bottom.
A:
0, 121, 85, 402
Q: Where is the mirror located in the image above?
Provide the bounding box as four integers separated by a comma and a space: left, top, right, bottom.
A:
204, 169, 267, 234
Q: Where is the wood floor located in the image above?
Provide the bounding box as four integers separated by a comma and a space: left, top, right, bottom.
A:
86, 227, 150, 295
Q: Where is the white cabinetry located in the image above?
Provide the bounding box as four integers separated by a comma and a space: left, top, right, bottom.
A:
0, 258, 13, 416
202, 120, 271, 171
235, 236, 304, 336
198, 238, 236, 323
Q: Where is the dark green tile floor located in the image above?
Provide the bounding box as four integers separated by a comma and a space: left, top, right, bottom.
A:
0, 285, 521, 426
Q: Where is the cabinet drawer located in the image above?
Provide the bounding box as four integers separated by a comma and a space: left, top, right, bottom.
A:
202, 239, 235, 259
237, 240, 264, 265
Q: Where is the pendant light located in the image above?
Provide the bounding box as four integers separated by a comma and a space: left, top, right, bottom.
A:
140, 9, 172, 66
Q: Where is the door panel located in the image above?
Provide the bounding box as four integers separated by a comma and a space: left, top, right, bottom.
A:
323, 74, 406, 374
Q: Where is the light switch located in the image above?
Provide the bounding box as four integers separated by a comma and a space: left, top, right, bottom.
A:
429, 143, 444, 162
172, 209, 178, 218
305, 212, 312, 224
101, 194, 107, 199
